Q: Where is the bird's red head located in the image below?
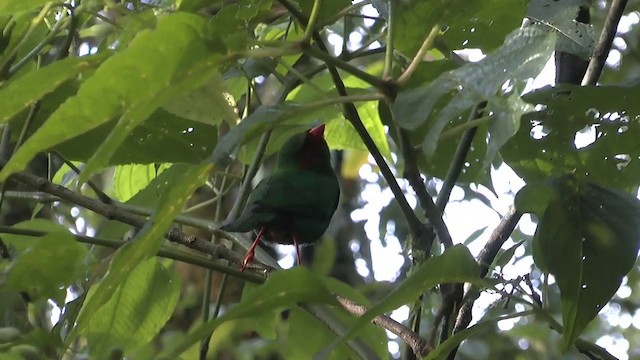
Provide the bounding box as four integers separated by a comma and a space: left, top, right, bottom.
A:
309, 124, 325, 139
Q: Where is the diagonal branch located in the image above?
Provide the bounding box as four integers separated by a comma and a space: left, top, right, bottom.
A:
447, 207, 522, 359
581, 0, 628, 86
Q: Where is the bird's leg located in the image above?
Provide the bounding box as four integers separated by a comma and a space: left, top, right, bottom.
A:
242, 227, 265, 271
294, 237, 302, 266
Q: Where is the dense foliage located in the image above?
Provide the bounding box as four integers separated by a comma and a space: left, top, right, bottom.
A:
1, 0, 640, 359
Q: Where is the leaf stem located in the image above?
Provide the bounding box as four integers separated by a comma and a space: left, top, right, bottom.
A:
397, 25, 440, 85
382, 0, 395, 79
303, 0, 323, 42
438, 115, 491, 142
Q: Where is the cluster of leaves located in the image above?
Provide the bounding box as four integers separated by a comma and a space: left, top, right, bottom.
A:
0, 0, 640, 359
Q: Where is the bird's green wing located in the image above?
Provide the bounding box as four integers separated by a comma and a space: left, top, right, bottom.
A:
221, 168, 339, 233
248, 168, 339, 219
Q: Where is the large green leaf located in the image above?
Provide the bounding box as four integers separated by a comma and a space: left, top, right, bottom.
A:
532, 175, 640, 351
2, 220, 87, 305
373, 0, 524, 57
67, 163, 212, 344
162, 71, 238, 125
85, 258, 180, 358
9, 82, 219, 165
393, 26, 555, 163
56, 109, 218, 165
0, 12, 222, 181
441, 0, 527, 52
160, 267, 337, 359
502, 84, 640, 188
0, 55, 105, 123
325, 101, 391, 161
0, 0, 50, 14
113, 164, 162, 202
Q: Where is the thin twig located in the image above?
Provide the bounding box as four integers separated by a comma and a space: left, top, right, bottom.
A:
336, 296, 430, 358
224, 131, 271, 223
448, 207, 522, 360
397, 25, 440, 85
51, 151, 112, 204
382, 0, 395, 79
435, 102, 486, 212
2, 159, 253, 270
581, 0, 628, 86
0, 225, 265, 283
302, 45, 392, 93
398, 129, 452, 250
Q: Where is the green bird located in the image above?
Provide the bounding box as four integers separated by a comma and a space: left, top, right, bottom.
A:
221, 125, 340, 271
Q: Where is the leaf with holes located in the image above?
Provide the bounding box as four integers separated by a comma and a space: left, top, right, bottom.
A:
527, 0, 595, 58
502, 84, 640, 188
394, 26, 556, 163
532, 175, 640, 351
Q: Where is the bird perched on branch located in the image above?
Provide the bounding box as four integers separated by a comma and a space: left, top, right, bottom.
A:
221, 124, 340, 271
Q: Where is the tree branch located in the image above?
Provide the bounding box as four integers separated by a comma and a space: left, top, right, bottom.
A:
336, 296, 430, 358
581, 0, 628, 86
0, 225, 265, 283
2, 159, 251, 269
448, 207, 522, 359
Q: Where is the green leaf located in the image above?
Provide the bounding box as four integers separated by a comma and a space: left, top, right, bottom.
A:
54, 109, 218, 165
299, 0, 350, 25
0, 55, 105, 123
319, 245, 481, 356
0, 12, 221, 182
514, 183, 557, 216
527, 0, 595, 58
393, 26, 556, 158
441, 0, 527, 52
325, 101, 391, 160
532, 175, 640, 351
287, 306, 387, 360
77, 16, 223, 183
491, 240, 525, 271
285, 63, 390, 160
160, 268, 337, 358
113, 164, 160, 202
162, 71, 238, 125
3, 221, 87, 304
85, 258, 180, 358
67, 163, 212, 344
0, 0, 50, 14
502, 84, 640, 188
